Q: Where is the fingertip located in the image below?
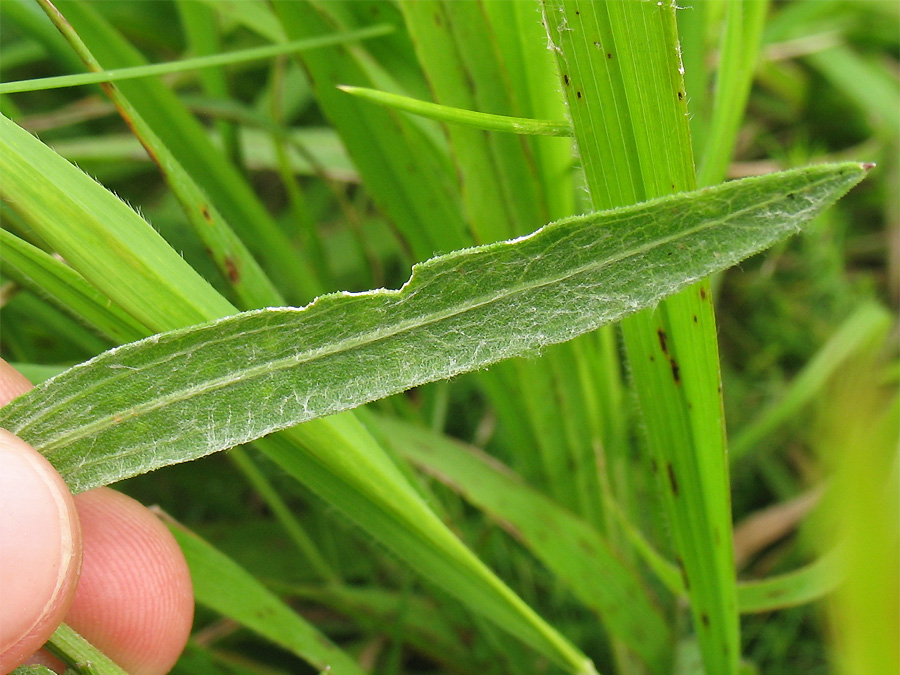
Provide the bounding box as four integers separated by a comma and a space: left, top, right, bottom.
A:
65, 488, 194, 675
0, 359, 35, 407
0, 429, 82, 673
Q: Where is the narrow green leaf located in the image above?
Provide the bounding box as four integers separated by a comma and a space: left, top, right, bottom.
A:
0, 28, 394, 94
43, 623, 128, 675
731, 300, 893, 461
252, 421, 594, 674
696, 0, 770, 187
0, 112, 234, 331
0, 229, 147, 344
166, 520, 368, 675
737, 550, 844, 614
338, 85, 572, 137
35, 0, 286, 310
542, 2, 739, 671
277, 583, 497, 672
48, 0, 323, 303
0, 162, 868, 493
399, 0, 550, 243
371, 413, 672, 672
271, 1, 471, 261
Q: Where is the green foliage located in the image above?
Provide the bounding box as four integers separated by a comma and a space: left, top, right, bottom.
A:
1, 1, 896, 674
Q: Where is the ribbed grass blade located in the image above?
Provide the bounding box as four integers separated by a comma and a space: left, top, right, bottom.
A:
541, 2, 743, 671
35, 0, 285, 311
0, 158, 868, 493
271, 1, 472, 261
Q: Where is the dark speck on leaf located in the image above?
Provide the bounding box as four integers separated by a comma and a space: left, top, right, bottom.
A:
667, 463, 679, 496
670, 358, 681, 384
564, 74, 570, 86
224, 257, 240, 283
576, 91, 583, 99
657, 328, 668, 354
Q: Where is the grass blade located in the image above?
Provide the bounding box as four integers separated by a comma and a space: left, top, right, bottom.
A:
541, 2, 743, 671
731, 300, 893, 461
165, 519, 368, 675
36, 0, 285, 310
48, 0, 324, 303
0, 229, 147, 344
372, 413, 671, 671
0, 113, 234, 330
737, 550, 843, 614
338, 85, 572, 136
0, 28, 393, 94
271, 1, 471, 261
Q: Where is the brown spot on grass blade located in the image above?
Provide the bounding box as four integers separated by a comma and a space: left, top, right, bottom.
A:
224, 257, 240, 283
669, 357, 681, 384
667, 463, 679, 496
657, 328, 668, 354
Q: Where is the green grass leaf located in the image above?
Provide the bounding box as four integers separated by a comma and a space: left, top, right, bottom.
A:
0, 27, 394, 94
166, 519, 368, 675
0, 229, 147, 344
338, 85, 572, 137
372, 413, 672, 672
0, 162, 868, 493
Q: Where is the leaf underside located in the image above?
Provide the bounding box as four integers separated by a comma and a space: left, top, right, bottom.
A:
0, 163, 868, 493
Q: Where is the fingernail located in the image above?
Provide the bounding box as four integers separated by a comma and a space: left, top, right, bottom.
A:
0, 429, 80, 657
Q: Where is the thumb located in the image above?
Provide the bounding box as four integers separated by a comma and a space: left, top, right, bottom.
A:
0, 428, 82, 673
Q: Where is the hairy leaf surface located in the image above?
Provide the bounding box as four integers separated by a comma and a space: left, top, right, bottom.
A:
0, 163, 868, 492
